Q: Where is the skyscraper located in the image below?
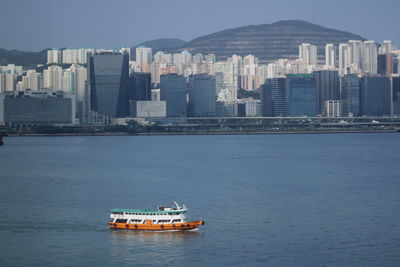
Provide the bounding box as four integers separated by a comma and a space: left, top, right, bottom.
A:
379, 40, 397, 54
338, 43, 349, 73
188, 74, 216, 117
261, 82, 273, 117
128, 72, 151, 101
348, 40, 363, 71
0, 74, 17, 92
377, 53, 394, 76
315, 70, 340, 114
360, 76, 391, 116
160, 74, 187, 117
285, 74, 317, 116
362, 41, 378, 74
299, 43, 317, 65
340, 74, 360, 117
87, 53, 129, 117
325, 44, 336, 68
47, 49, 62, 64
136, 47, 153, 73
264, 77, 286, 116
393, 77, 400, 115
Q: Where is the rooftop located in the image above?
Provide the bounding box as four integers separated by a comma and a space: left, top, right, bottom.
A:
111, 208, 185, 214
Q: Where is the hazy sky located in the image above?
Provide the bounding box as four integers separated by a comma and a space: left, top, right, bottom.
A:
1, 0, 399, 51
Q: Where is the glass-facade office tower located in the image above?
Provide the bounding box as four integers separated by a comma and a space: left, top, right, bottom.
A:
188, 74, 216, 117
340, 74, 360, 117
128, 72, 151, 101
315, 70, 340, 115
88, 53, 129, 117
377, 54, 394, 76
263, 78, 286, 117
360, 76, 391, 116
160, 74, 187, 117
285, 74, 317, 116
392, 77, 400, 115
261, 82, 273, 117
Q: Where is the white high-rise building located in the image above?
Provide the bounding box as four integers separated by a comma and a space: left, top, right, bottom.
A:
338, 43, 349, 71
348, 40, 363, 71
181, 50, 192, 64
136, 47, 152, 73
379, 40, 397, 54
205, 54, 216, 63
241, 55, 260, 90
362, 41, 378, 74
25, 70, 41, 90
154, 51, 165, 63
0, 64, 23, 76
339, 40, 364, 74
193, 54, 203, 63
47, 49, 62, 64
43, 65, 63, 90
62, 69, 76, 93
325, 44, 336, 68
0, 74, 17, 91
299, 43, 317, 65
173, 53, 183, 65
74, 65, 87, 102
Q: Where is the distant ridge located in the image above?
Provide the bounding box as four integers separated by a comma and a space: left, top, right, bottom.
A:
167, 20, 367, 62
0, 48, 48, 68
0, 20, 367, 67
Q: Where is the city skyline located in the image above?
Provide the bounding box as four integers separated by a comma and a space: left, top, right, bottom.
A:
1, 0, 399, 51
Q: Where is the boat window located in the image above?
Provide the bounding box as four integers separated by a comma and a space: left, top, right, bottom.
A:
111, 212, 123, 215
157, 220, 171, 223
115, 219, 128, 223
130, 219, 142, 223
172, 219, 181, 222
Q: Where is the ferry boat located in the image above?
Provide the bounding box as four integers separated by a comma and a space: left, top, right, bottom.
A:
109, 202, 205, 231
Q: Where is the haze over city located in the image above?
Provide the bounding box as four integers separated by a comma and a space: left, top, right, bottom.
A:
1, 0, 399, 51
1, 1, 400, 266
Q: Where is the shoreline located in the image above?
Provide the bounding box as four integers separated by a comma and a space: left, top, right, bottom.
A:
5, 129, 399, 137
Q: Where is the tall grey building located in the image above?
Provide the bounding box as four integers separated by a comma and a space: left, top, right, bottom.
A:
128, 72, 152, 101
285, 74, 317, 117
215, 72, 224, 94
340, 74, 360, 117
392, 77, 400, 116
360, 76, 391, 116
87, 53, 129, 118
1, 90, 75, 125
315, 70, 340, 114
188, 74, 216, 117
262, 78, 286, 116
160, 74, 187, 117
261, 82, 272, 117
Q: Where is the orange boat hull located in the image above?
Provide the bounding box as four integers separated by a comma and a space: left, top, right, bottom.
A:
109, 220, 205, 231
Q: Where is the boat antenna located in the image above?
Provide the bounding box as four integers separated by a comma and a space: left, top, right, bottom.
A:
173, 201, 180, 209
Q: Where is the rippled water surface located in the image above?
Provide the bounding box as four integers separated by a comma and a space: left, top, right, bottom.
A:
1, 134, 400, 266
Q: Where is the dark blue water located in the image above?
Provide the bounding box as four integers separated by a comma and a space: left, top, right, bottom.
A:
1, 133, 400, 266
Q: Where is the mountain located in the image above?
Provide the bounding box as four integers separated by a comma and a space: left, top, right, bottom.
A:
0, 21, 367, 67
0, 48, 48, 68
168, 20, 366, 63
130, 38, 187, 59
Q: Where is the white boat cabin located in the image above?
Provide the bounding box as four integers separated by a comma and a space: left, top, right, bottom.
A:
110, 202, 188, 224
